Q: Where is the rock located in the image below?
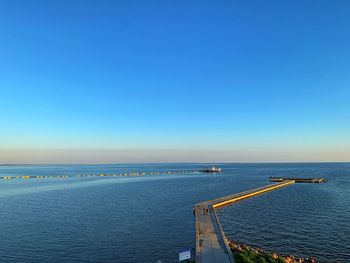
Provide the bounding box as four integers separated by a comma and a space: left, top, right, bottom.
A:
271, 252, 278, 259
284, 256, 293, 263
256, 248, 264, 253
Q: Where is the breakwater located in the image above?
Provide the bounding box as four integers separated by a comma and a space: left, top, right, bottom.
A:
0, 170, 200, 180
269, 177, 326, 183
228, 240, 316, 263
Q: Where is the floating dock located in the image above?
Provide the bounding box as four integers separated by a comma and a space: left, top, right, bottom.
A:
201, 166, 222, 173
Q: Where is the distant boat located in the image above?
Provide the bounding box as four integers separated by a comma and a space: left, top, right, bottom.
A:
201, 166, 222, 173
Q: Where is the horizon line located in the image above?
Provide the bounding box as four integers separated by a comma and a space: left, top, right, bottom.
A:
1, 161, 349, 166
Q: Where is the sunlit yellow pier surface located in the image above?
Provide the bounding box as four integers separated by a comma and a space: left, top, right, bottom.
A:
194, 180, 295, 263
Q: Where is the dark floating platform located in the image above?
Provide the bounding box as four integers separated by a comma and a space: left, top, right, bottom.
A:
269, 177, 326, 183
200, 166, 222, 173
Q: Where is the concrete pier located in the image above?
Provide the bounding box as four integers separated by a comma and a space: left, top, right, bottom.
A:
269, 177, 326, 183
195, 180, 295, 263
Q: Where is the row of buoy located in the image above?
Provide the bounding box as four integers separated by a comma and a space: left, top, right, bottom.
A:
78, 170, 200, 177
1, 175, 69, 180
0, 170, 201, 180
78, 173, 144, 177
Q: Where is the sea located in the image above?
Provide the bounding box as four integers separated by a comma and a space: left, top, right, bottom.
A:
0, 163, 349, 263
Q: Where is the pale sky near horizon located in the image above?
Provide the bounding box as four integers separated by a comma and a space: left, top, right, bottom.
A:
1, 0, 350, 163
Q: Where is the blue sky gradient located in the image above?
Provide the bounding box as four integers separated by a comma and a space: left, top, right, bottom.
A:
1, 1, 349, 162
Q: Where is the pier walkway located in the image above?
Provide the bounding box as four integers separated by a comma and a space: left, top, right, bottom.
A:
195, 180, 295, 263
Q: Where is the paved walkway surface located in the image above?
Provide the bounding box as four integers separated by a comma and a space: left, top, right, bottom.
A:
195, 204, 231, 263
195, 180, 295, 263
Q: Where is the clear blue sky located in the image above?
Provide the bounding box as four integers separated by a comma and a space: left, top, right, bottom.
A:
0, 0, 349, 162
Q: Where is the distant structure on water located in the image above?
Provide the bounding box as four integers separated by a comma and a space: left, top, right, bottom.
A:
201, 166, 222, 173
269, 177, 326, 183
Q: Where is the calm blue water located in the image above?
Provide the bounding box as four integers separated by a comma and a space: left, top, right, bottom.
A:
0, 163, 349, 262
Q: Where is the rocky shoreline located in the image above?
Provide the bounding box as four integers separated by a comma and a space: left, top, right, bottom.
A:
228, 239, 316, 263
